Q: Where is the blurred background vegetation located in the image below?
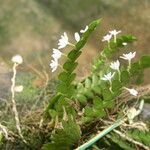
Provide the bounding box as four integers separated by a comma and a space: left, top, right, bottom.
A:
0, 0, 150, 82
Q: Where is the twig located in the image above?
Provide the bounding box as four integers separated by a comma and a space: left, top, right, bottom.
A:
113, 129, 150, 150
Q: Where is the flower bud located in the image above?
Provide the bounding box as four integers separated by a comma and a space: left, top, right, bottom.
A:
12, 55, 23, 64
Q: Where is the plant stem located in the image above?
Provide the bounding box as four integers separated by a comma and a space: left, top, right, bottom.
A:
11, 63, 26, 143
108, 42, 111, 49
127, 60, 131, 73
114, 35, 117, 43
118, 70, 121, 82
109, 80, 113, 93
68, 42, 75, 47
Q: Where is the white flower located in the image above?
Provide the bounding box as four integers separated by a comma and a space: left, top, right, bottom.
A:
58, 32, 69, 49
80, 25, 88, 33
110, 60, 120, 70
120, 52, 136, 61
74, 32, 80, 42
50, 59, 58, 72
12, 55, 23, 64
109, 30, 121, 36
109, 30, 121, 43
101, 72, 115, 81
102, 34, 112, 43
14, 85, 23, 92
122, 42, 127, 46
52, 48, 62, 60
124, 87, 138, 96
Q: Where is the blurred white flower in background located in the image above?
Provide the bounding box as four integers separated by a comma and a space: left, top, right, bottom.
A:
12, 55, 23, 64
101, 72, 115, 81
52, 48, 62, 60
110, 60, 121, 81
109, 29, 121, 42
120, 51, 136, 72
14, 85, 24, 93
101, 72, 115, 93
124, 87, 138, 96
58, 32, 69, 49
102, 34, 112, 43
74, 32, 80, 42
80, 25, 88, 33
120, 52, 136, 61
122, 42, 127, 46
109, 29, 121, 36
110, 60, 120, 71
50, 59, 59, 72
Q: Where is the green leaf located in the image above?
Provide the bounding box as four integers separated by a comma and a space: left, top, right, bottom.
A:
76, 94, 87, 105
116, 35, 137, 48
85, 78, 92, 88
84, 106, 94, 117
93, 96, 103, 109
103, 100, 115, 108
63, 60, 78, 73
42, 143, 65, 150
48, 109, 58, 118
56, 83, 75, 96
110, 133, 135, 150
134, 72, 144, 85
92, 145, 101, 150
67, 50, 82, 62
84, 105, 105, 119
130, 62, 141, 76
83, 89, 94, 99
112, 79, 122, 92
129, 62, 145, 84
102, 47, 111, 57
42, 118, 81, 150
92, 86, 101, 95
75, 19, 101, 50
93, 57, 105, 71
102, 89, 115, 101
57, 82, 68, 94
81, 116, 93, 124
120, 70, 130, 84
54, 98, 76, 118
128, 130, 150, 147
45, 94, 63, 116
58, 72, 76, 85
140, 55, 150, 68
92, 74, 100, 85
121, 35, 137, 42
76, 83, 85, 93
